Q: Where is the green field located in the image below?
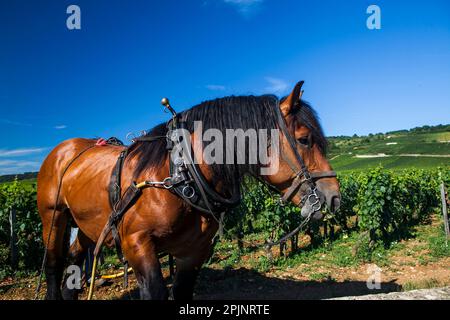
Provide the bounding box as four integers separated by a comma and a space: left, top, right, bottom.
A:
331, 155, 449, 172
329, 125, 450, 172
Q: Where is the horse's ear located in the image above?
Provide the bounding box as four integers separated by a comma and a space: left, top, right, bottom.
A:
280, 81, 304, 116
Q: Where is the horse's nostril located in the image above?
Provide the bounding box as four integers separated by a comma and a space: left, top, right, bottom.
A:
331, 196, 341, 213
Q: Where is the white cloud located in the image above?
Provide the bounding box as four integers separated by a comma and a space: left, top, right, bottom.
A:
0, 160, 20, 166
0, 160, 40, 167
0, 160, 41, 175
206, 84, 226, 91
54, 125, 67, 129
264, 77, 289, 95
0, 148, 46, 157
223, 0, 263, 15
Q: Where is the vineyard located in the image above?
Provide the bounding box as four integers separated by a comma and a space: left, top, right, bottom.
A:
0, 181, 42, 279
222, 167, 449, 259
0, 166, 449, 298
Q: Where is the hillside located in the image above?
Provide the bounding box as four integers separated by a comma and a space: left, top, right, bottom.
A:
0, 172, 38, 184
329, 124, 450, 171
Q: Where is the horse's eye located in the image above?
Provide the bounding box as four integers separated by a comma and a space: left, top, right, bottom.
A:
298, 137, 309, 146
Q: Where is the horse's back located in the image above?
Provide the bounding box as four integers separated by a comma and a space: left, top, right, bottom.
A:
37, 138, 91, 206
37, 138, 121, 212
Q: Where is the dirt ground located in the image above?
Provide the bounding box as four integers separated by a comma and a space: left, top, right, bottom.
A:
1, 230, 448, 300
0, 258, 448, 300
194, 258, 449, 300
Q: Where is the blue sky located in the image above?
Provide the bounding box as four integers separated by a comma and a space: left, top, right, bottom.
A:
1, 0, 449, 174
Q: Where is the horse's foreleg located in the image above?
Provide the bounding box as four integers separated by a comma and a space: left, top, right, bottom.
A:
40, 208, 69, 300
172, 242, 215, 300
171, 258, 201, 300
123, 234, 168, 300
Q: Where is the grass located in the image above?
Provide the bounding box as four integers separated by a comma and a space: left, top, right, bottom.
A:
428, 229, 450, 258
243, 232, 378, 272
308, 272, 335, 282
250, 256, 272, 273
208, 213, 449, 281
412, 221, 450, 263
330, 242, 358, 267
402, 278, 441, 292
243, 232, 386, 270
331, 154, 450, 172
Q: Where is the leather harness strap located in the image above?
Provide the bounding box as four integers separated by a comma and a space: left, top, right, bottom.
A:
281, 171, 337, 203
94, 182, 142, 258
170, 118, 241, 213
109, 149, 128, 209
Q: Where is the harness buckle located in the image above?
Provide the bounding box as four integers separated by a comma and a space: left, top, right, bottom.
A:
302, 169, 312, 182
163, 177, 173, 189
182, 185, 196, 199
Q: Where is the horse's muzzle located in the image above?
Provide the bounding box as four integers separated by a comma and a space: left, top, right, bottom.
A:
300, 188, 340, 221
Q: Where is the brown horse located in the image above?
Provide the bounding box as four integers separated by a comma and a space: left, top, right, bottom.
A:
37, 82, 340, 300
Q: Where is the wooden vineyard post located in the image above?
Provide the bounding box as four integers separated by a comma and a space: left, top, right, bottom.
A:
265, 244, 273, 262
9, 208, 18, 269
440, 182, 450, 243
290, 234, 298, 253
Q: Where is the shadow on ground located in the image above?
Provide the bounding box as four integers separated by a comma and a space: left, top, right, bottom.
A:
119, 267, 401, 300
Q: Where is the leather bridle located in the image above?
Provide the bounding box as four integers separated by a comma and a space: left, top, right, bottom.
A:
273, 99, 337, 212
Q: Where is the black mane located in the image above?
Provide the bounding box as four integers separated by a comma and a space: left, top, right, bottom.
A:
127, 94, 327, 193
